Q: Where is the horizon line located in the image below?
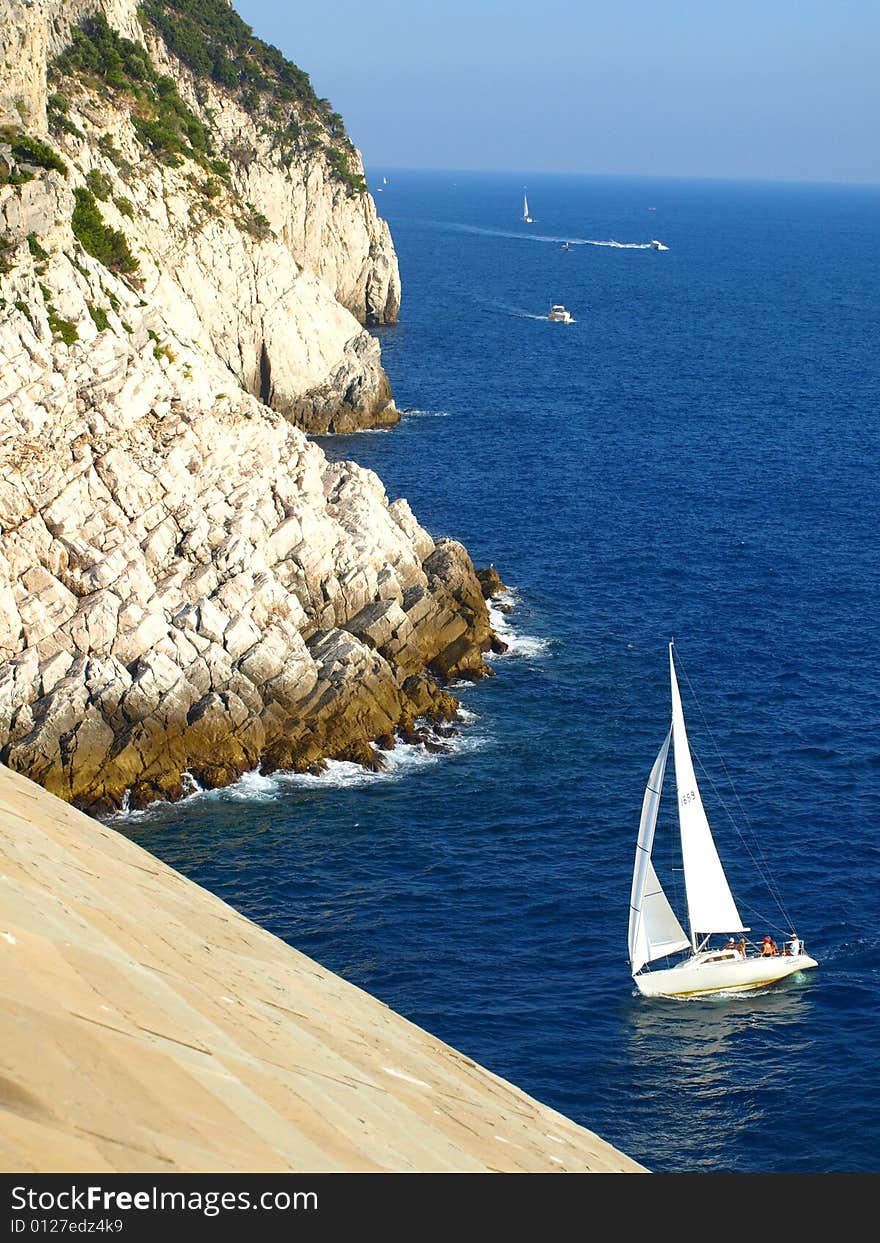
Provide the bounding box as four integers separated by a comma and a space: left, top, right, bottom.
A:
362, 165, 880, 190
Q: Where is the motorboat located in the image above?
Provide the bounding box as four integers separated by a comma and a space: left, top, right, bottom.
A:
547, 304, 573, 323
648, 239, 668, 250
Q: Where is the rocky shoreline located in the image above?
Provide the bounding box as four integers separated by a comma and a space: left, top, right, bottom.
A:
0, 1, 514, 815
0, 389, 509, 815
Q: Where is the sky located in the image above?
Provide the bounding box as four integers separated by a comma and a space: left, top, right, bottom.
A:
233, 1, 880, 184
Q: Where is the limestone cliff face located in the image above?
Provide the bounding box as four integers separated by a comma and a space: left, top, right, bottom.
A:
0, 1, 500, 814
0, 0, 401, 431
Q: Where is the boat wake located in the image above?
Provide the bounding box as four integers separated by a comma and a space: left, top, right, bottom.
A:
439, 222, 661, 250
481, 300, 580, 323
508, 310, 557, 321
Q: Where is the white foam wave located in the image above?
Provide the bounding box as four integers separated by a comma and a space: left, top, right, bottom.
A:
401, 408, 450, 418
220, 769, 279, 801
491, 631, 551, 660
104, 714, 486, 818
487, 593, 552, 660
285, 744, 440, 790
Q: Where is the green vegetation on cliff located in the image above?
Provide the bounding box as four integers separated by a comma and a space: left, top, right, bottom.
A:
71, 187, 140, 274
52, 16, 210, 167
49, 7, 366, 194
139, 0, 331, 124
138, 0, 366, 192
0, 129, 68, 177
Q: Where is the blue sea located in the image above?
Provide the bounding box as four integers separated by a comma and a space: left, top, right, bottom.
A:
117, 170, 880, 1174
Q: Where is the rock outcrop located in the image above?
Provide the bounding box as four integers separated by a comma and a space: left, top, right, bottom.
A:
0, 365, 499, 812
0, 2, 502, 814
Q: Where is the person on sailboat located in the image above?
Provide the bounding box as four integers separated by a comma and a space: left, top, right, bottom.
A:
736, 937, 747, 958
761, 936, 779, 957
786, 933, 801, 957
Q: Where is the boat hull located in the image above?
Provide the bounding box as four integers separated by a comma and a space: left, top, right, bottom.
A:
633, 952, 818, 998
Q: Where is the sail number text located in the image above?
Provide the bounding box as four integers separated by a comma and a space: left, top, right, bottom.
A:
680, 789, 697, 806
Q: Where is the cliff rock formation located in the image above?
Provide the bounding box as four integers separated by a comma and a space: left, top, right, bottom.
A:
1, 0, 400, 432
0, 0, 501, 814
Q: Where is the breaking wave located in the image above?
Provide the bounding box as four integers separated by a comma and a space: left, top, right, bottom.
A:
105, 713, 487, 821
487, 590, 552, 660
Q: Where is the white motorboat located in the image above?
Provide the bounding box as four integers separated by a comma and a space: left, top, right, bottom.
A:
648, 239, 668, 250
628, 642, 818, 999
547, 304, 573, 323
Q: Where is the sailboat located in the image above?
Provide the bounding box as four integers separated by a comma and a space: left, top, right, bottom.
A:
628, 642, 818, 998
522, 191, 533, 223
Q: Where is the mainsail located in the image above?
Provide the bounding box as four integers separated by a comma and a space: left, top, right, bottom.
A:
629, 728, 691, 974
669, 644, 745, 940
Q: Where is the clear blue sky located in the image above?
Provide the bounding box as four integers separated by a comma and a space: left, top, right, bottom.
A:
233, 0, 880, 184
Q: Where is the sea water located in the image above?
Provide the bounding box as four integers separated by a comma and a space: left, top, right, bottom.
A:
117, 170, 880, 1174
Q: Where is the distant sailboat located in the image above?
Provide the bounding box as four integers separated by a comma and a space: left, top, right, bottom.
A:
522, 191, 533, 223
628, 642, 818, 999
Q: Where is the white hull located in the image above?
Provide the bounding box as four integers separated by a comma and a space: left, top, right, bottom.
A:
634, 952, 818, 999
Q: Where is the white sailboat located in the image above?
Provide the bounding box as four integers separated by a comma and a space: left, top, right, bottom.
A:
628, 642, 818, 998
522, 191, 533, 223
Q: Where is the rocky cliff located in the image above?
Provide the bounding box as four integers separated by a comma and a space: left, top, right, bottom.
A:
1, 0, 400, 431
0, 0, 503, 814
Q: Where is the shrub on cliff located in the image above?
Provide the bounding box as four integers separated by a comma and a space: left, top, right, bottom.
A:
4, 132, 68, 177
47, 92, 85, 140
47, 310, 79, 346
324, 146, 367, 196
87, 304, 111, 331
26, 232, 49, 260
55, 15, 153, 90
85, 169, 113, 200
71, 188, 140, 274
0, 236, 15, 274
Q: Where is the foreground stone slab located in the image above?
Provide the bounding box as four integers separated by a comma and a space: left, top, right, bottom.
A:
0, 763, 646, 1173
